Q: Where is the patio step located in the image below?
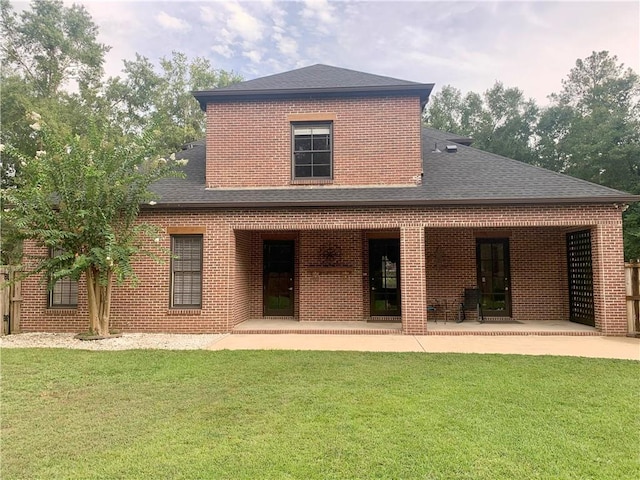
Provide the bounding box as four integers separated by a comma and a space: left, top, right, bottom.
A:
232, 328, 401, 335
232, 320, 601, 336
232, 328, 601, 336
424, 330, 602, 336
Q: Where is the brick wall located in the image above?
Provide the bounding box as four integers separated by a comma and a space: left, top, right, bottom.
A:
233, 230, 252, 327
19, 204, 627, 335
205, 96, 423, 188
592, 223, 627, 335
400, 226, 428, 334
298, 230, 363, 322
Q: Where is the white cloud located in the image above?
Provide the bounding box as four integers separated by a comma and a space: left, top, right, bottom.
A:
243, 49, 263, 63
155, 11, 190, 32
211, 44, 233, 59
225, 2, 264, 44
301, 0, 337, 35
199, 5, 219, 24
274, 33, 298, 57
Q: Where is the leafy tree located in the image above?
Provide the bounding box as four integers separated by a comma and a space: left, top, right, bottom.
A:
536, 51, 640, 259
0, 0, 109, 98
0, 0, 109, 203
1, 113, 186, 336
424, 82, 538, 163
1, 0, 109, 185
105, 51, 242, 152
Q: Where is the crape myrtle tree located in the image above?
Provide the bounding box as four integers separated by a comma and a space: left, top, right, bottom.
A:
1, 113, 187, 336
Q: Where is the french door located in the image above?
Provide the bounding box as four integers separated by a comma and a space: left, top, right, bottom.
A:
476, 238, 511, 317
263, 241, 294, 316
369, 239, 401, 317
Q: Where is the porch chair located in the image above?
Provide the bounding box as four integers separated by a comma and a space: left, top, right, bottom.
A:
457, 288, 484, 323
427, 299, 454, 323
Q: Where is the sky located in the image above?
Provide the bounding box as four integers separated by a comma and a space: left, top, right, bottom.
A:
34, 1, 640, 105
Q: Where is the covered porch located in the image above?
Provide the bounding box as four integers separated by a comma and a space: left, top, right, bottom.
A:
229, 217, 626, 335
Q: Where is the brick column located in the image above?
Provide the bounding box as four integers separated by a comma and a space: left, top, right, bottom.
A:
400, 226, 427, 334
591, 222, 628, 335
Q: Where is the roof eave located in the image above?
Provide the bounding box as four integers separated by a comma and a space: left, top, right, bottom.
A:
142, 195, 640, 211
193, 84, 434, 111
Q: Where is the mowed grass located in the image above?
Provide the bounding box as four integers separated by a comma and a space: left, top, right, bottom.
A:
1, 349, 638, 479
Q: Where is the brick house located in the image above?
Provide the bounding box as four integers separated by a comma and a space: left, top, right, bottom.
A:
21, 65, 638, 335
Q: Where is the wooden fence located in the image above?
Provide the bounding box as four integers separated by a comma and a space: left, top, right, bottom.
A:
626, 263, 640, 337
0, 266, 21, 335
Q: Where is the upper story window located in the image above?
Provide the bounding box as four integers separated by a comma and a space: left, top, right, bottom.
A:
49, 249, 78, 308
292, 123, 332, 180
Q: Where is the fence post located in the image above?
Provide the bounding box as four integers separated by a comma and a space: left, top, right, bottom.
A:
0, 266, 22, 335
0, 266, 9, 335
11, 268, 22, 334
625, 262, 640, 337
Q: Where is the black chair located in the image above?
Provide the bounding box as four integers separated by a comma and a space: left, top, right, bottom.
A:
457, 288, 484, 323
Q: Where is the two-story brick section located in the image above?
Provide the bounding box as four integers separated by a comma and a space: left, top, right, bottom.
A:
21, 65, 639, 335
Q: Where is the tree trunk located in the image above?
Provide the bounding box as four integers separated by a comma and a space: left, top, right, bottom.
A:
86, 267, 113, 337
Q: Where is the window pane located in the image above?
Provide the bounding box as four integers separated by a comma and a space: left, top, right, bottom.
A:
295, 165, 312, 177
294, 136, 312, 151
311, 127, 330, 135
313, 164, 330, 177
295, 152, 312, 165
313, 152, 331, 165
312, 135, 330, 151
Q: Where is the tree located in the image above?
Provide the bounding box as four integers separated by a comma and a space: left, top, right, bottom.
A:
105, 51, 242, 152
536, 51, 640, 259
1, 113, 186, 336
1, 0, 109, 184
423, 82, 538, 163
0, 0, 109, 98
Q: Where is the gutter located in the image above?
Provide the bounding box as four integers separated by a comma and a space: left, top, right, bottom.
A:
141, 195, 640, 211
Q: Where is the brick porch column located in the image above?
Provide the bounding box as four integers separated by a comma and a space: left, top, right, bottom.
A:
591, 222, 628, 335
400, 226, 427, 335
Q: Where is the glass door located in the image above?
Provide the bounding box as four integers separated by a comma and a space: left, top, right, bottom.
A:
263, 241, 294, 316
476, 238, 511, 317
369, 239, 401, 317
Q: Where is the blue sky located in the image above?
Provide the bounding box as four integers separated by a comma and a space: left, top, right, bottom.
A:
59, 1, 640, 104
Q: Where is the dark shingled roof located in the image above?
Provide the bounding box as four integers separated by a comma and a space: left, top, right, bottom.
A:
192, 64, 434, 108
148, 127, 638, 210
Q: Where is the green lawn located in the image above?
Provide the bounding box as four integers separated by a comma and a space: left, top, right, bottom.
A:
1, 349, 638, 479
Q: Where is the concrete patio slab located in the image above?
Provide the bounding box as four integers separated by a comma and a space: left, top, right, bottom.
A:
415, 335, 640, 360
207, 333, 640, 360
